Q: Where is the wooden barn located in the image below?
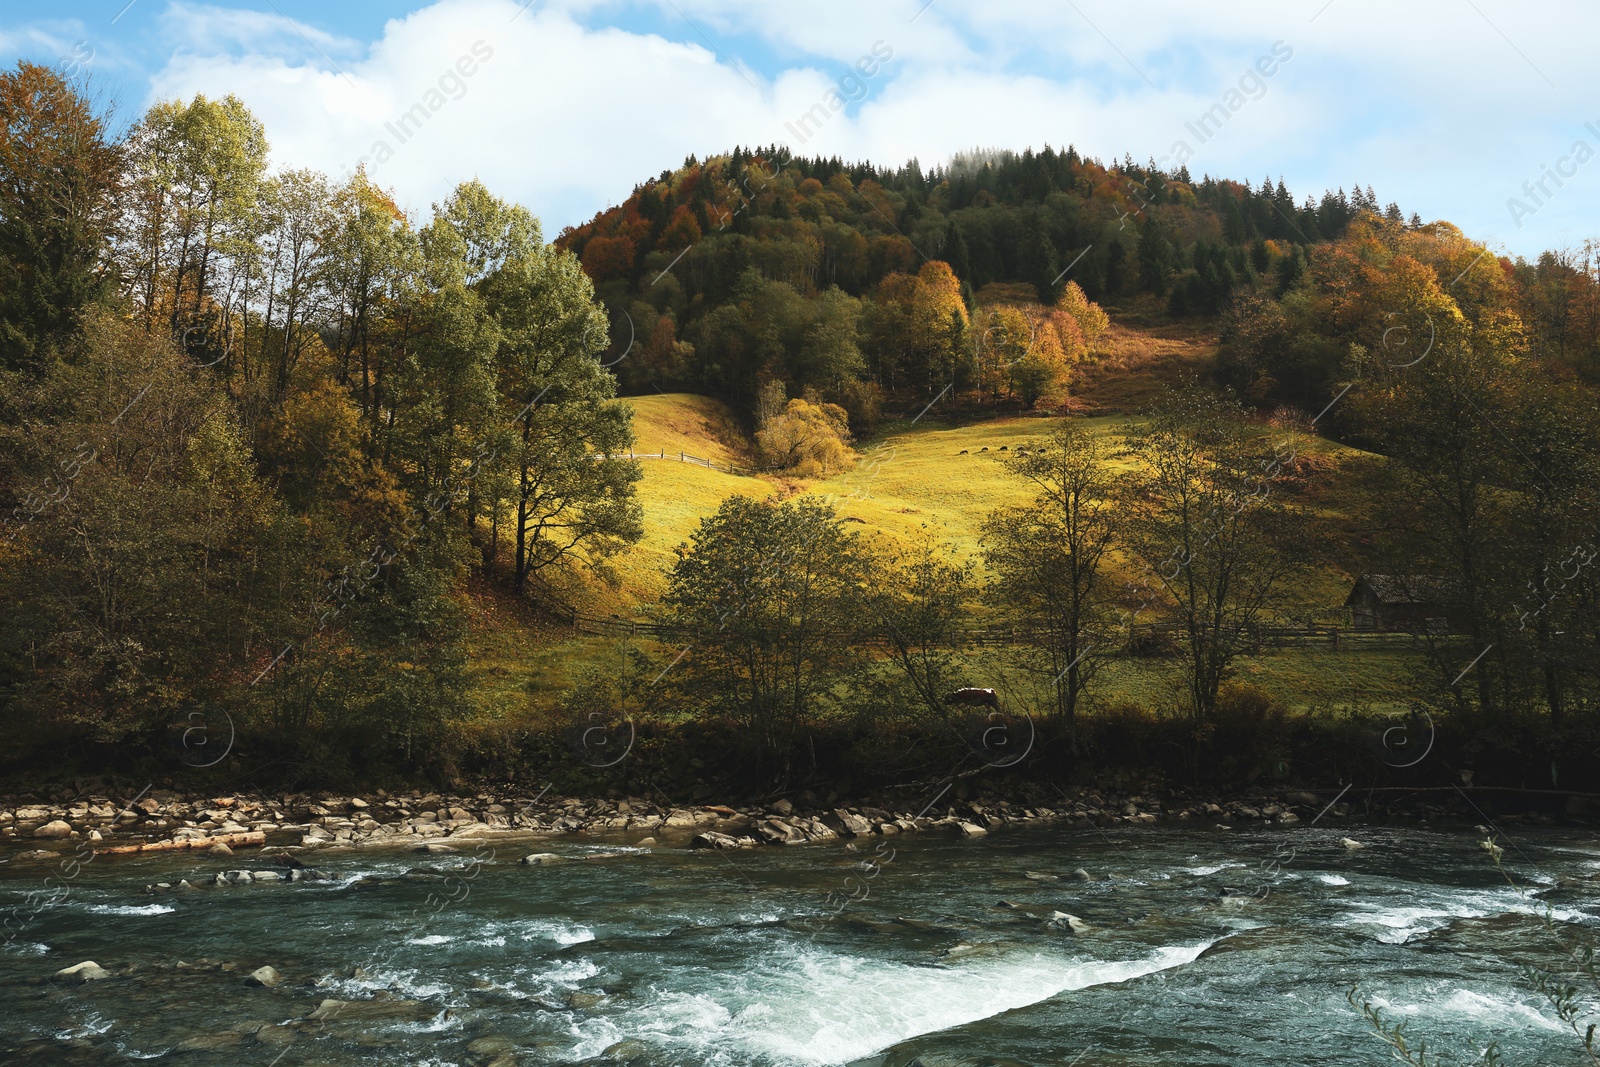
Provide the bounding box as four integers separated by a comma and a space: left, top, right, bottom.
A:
1344, 574, 1456, 632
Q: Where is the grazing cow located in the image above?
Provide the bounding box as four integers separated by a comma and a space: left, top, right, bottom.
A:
944, 687, 999, 709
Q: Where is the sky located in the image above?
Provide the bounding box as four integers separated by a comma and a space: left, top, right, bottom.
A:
2, 0, 1595, 257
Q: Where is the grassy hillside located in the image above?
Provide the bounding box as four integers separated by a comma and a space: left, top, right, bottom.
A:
580, 391, 1372, 614
595, 394, 774, 610
465, 382, 1396, 722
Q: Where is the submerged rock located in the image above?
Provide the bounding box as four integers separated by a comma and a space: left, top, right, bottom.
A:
522, 853, 565, 866
1024, 871, 1058, 882
174, 1032, 245, 1052
1341, 837, 1365, 851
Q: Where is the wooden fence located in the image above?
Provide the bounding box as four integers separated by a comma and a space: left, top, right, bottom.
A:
561, 611, 1429, 652
605, 449, 767, 477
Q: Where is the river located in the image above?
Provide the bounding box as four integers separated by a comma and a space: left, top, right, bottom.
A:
1, 821, 1592, 1065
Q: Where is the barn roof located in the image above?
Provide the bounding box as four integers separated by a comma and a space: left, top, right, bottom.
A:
1347, 574, 1456, 605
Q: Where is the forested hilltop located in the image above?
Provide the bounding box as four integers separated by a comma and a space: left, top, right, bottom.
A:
557, 144, 1600, 430
3, 62, 1599, 797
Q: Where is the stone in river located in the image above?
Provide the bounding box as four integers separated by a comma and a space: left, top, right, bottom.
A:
604, 1040, 651, 1060
33, 820, 72, 839
690, 831, 754, 850
1024, 870, 1058, 881
174, 1032, 244, 1052
306, 998, 427, 1022
414, 843, 458, 854
208, 842, 233, 855
1045, 911, 1089, 935
1069, 868, 1094, 882
55, 961, 110, 983
956, 821, 987, 837
1341, 837, 1365, 850
246, 965, 281, 987
522, 853, 565, 865
253, 1023, 297, 1047
832, 808, 873, 836
468, 1036, 518, 1057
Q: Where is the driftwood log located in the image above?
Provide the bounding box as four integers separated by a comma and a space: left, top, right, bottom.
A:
98, 831, 265, 855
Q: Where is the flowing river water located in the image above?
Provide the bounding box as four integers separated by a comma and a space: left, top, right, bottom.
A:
1, 821, 1594, 1065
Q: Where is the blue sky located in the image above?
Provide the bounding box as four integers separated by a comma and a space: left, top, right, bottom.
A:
3, 0, 1595, 257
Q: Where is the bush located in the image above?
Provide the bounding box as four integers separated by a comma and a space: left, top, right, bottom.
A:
1127, 628, 1178, 657
755, 397, 855, 476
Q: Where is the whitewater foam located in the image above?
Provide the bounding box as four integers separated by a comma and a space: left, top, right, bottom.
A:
563, 938, 1217, 1065
85, 903, 174, 916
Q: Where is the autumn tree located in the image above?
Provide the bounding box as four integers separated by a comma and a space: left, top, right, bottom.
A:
863, 534, 976, 723
907, 260, 968, 394
983, 421, 1118, 731
755, 394, 855, 476
118, 92, 268, 354
0, 64, 120, 375
663, 495, 872, 777
468, 185, 642, 589
1123, 383, 1308, 720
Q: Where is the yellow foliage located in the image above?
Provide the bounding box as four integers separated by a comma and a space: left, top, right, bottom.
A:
1055, 281, 1110, 350
756, 397, 856, 477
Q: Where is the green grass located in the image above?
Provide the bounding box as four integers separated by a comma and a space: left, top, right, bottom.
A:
463, 391, 1409, 722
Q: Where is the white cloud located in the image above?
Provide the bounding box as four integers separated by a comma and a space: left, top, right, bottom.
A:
134, 0, 1600, 254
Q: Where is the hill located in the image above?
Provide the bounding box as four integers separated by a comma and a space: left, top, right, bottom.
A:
466, 387, 1401, 722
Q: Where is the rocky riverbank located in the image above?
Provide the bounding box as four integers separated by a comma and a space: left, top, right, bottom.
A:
0, 779, 1524, 865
